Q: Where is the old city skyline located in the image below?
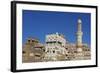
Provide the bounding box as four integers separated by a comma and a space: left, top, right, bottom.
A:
22, 18, 91, 62
22, 10, 91, 62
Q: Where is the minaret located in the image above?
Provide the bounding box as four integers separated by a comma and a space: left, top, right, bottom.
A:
76, 18, 83, 52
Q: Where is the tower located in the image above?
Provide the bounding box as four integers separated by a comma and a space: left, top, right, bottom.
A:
76, 18, 83, 52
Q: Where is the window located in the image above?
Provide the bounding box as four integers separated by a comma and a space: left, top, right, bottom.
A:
43, 49, 45, 52
66, 48, 68, 50
53, 50, 55, 53
47, 50, 49, 53
32, 40, 34, 42
28, 40, 30, 42
35, 54, 40, 57
22, 51, 26, 54
66, 54, 68, 56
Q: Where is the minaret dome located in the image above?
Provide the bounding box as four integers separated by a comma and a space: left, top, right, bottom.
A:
78, 18, 82, 24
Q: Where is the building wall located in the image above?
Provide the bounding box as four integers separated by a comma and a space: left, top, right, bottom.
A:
44, 33, 67, 61
22, 38, 45, 62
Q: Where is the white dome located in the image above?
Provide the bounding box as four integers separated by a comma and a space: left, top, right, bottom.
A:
78, 19, 82, 23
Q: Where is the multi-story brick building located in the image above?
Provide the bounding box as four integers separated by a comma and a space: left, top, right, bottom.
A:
44, 32, 67, 61
22, 38, 45, 62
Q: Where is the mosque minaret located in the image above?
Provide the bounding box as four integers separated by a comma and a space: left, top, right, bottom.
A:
76, 18, 83, 52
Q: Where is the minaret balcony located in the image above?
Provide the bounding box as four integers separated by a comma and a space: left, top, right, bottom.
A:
76, 32, 83, 35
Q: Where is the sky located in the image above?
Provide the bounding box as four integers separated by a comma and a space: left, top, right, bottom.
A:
22, 10, 91, 46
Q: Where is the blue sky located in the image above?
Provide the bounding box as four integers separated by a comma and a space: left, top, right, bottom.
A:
22, 10, 91, 46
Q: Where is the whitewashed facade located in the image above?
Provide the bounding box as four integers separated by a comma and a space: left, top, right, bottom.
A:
44, 32, 68, 61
